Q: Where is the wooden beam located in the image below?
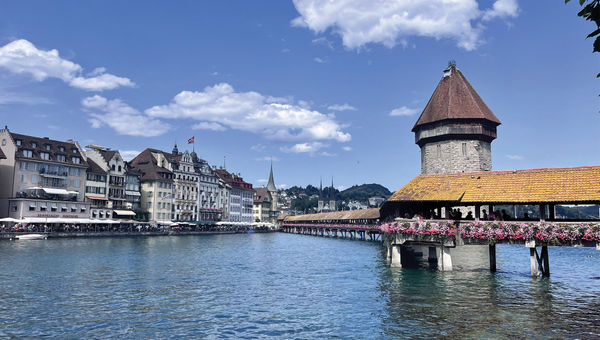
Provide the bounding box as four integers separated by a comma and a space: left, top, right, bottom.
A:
489, 244, 497, 272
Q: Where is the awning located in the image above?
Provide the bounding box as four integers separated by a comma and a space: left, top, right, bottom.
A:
125, 191, 141, 196
113, 210, 136, 216
85, 194, 108, 200
41, 188, 71, 195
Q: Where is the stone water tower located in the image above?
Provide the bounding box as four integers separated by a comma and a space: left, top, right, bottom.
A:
413, 62, 501, 174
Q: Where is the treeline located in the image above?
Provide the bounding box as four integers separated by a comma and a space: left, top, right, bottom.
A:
285, 183, 392, 213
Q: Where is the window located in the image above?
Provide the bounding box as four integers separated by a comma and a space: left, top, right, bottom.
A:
31, 142, 37, 148
56, 155, 66, 162
72, 157, 80, 164
118, 166, 121, 172
61, 205, 68, 212
29, 205, 35, 211
111, 164, 115, 171
71, 205, 77, 212
461, 143, 467, 156
147, 191, 153, 197
40, 152, 50, 160
15, 139, 21, 146
1, 139, 5, 146
147, 202, 152, 209
45, 144, 51, 150
59, 146, 65, 152
74, 179, 80, 188
21, 174, 27, 183
32, 175, 40, 184
22, 150, 32, 157
437, 144, 441, 158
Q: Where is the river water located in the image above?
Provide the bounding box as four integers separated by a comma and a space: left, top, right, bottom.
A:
0, 233, 599, 338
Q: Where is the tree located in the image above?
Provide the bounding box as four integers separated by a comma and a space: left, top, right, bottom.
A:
566, 0, 600, 77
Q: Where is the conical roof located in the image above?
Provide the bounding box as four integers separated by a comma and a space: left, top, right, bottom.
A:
267, 161, 276, 192
412, 63, 501, 132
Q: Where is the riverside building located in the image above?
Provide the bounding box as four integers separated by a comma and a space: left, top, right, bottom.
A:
130, 149, 174, 224
215, 168, 253, 222
0, 127, 91, 221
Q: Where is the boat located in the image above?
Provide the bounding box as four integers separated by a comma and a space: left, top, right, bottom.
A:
15, 234, 47, 240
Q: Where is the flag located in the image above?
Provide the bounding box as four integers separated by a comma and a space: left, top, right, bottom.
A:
188, 136, 195, 144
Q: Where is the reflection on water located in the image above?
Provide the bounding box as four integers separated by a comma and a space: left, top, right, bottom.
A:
0, 235, 599, 338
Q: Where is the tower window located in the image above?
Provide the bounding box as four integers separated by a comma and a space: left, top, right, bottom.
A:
436, 144, 441, 158
462, 143, 467, 156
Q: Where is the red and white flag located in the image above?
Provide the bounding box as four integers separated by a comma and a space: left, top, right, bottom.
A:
187, 136, 195, 144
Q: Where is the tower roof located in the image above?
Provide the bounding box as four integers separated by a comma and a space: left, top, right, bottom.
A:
267, 160, 276, 192
412, 63, 501, 132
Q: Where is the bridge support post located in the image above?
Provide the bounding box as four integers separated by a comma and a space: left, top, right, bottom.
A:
391, 245, 402, 268
526, 241, 549, 277
489, 244, 497, 272
437, 245, 453, 271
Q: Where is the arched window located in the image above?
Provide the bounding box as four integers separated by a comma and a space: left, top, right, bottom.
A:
111, 164, 115, 171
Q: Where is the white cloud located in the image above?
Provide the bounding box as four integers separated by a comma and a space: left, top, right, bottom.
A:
313, 57, 327, 63
119, 150, 141, 161
389, 106, 419, 116
280, 142, 325, 154
254, 156, 280, 162
257, 179, 268, 183
312, 36, 334, 49
82, 95, 169, 137
277, 184, 288, 189
320, 151, 337, 157
192, 121, 226, 131
251, 144, 266, 151
506, 154, 524, 160
482, 0, 519, 21
342, 146, 352, 151
0, 39, 134, 91
328, 103, 356, 111
145, 83, 351, 144
0, 92, 53, 105
291, 0, 520, 51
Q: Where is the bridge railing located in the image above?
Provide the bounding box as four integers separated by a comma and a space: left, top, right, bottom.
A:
380, 219, 600, 246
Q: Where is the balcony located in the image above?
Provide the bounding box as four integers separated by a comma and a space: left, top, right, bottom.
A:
39, 168, 68, 177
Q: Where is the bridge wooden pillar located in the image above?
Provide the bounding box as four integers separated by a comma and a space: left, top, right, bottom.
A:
489, 244, 497, 272
475, 204, 481, 220
526, 241, 549, 277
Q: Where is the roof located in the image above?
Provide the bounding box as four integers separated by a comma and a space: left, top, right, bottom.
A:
387, 166, 600, 204
129, 149, 173, 181
87, 158, 106, 174
254, 187, 271, 203
412, 64, 501, 132
99, 149, 118, 163
285, 208, 380, 222
267, 162, 276, 192
10, 132, 87, 167
0, 147, 5, 160
215, 169, 253, 190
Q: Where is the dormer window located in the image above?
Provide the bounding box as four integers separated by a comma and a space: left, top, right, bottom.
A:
59, 146, 65, 152
72, 157, 81, 164
31, 142, 37, 148
22, 150, 32, 157
45, 144, 51, 150
56, 154, 66, 162
40, 152, 50, 160
15, 139, 22, 146
72, 148, 77, 154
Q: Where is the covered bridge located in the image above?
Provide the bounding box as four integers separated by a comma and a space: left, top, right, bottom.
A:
284, 208, 380, 225
381, 165, 600, 221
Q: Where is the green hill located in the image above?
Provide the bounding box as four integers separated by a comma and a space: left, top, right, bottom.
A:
340, 183, 392, 202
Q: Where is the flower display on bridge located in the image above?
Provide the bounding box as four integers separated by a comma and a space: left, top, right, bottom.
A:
378, 220, 600, 244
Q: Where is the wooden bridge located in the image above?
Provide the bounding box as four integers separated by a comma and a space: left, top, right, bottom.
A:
281, 212, 600, 277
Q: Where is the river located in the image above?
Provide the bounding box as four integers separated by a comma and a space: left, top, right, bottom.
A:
0, 233, 599, 338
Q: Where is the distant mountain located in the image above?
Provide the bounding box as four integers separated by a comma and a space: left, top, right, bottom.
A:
284, 183, 392, 213
340, 184, 392, 202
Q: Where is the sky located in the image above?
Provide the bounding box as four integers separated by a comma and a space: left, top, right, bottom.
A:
0, 0, 599, 192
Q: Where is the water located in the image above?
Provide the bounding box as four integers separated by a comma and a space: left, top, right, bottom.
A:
1, 233, 599, 338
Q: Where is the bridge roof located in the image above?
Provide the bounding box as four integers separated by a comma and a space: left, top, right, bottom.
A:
285, 208, 380, 222
387, 165, 600, 204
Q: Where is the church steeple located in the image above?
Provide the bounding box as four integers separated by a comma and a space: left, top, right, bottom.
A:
266, 159, 276, 192
172, 143, 179, 155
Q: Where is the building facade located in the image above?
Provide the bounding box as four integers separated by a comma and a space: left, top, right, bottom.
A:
215, 169, 253, 222
0, 128, 91, 221
130, 149, 174, 224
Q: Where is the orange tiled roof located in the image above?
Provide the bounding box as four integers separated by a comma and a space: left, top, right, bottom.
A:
285, 208, 380, 222
388, 166, 600, 204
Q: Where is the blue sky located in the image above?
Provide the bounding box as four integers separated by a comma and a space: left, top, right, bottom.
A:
0, 0, 598, 191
